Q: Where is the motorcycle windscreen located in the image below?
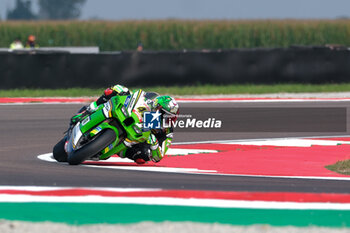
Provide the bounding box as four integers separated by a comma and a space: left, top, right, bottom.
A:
66, 123, 83, 154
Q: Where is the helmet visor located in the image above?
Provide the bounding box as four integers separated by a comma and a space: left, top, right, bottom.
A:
160, 108, 178, 126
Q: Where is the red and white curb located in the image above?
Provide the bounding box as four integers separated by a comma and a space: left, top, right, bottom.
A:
38, 148, 219, 174
38, 136, 350, 180
1, 186, 350, 210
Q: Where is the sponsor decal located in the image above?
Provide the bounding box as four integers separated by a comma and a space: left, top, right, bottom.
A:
124, 96, 131, 108
103, 143, 114, 153
103, 101, 113, 118
91, 126, 102, 135
127, 93, 138, 114
104, 101, 111, 111
133, 109, 143, 122
81, 116, 90, 126
103, 107, 109, 118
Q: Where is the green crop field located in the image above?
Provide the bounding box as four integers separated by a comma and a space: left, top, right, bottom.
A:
1, 20, 350, 51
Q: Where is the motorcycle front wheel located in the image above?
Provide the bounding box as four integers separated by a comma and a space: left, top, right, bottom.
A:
67, 129, 116, 165
53, 137, 68, 162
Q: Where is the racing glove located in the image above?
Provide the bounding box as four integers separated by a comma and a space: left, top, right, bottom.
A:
96, 84, 130, 105
110, 84, 130, 96
147, 134, 162, 162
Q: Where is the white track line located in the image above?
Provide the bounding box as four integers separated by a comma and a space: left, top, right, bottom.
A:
37, 153, 217, 174
0, 186, 160, 192
37, 152, 350, 181
2, 194, 350, 210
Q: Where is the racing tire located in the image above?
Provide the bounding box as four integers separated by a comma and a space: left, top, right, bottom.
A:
67, 129, 116, 165
53, 138, 68, 162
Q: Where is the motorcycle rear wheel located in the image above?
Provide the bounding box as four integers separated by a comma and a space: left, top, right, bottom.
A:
67, 129, 116, 165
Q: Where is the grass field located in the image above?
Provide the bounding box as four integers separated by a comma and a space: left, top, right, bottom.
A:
2, 20, 350, 51
1, 84, 350, 97
326, 160, 350, 175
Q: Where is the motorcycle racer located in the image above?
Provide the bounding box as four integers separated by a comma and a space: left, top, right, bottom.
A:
70, 84, 179, 164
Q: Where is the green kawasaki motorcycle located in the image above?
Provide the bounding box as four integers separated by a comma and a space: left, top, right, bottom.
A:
53, 90, 152, 165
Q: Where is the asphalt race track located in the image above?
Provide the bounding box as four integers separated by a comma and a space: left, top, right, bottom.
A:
1, 101, 350, 193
